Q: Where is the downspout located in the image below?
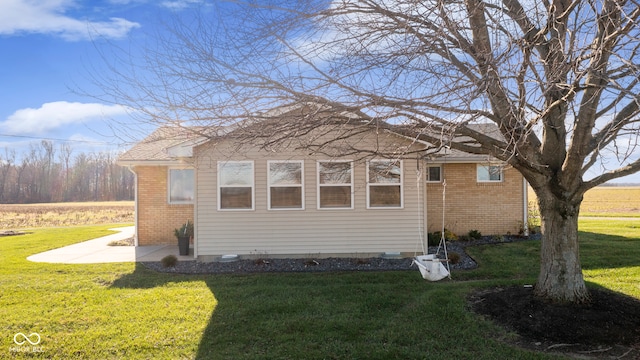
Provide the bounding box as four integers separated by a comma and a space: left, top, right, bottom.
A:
523, 177, 529, 236
126, 166, 139, 246
193, 162, 197, 259
423, 158, 428, 250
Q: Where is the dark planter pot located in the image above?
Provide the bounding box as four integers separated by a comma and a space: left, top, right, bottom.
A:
177, 236, 190, 256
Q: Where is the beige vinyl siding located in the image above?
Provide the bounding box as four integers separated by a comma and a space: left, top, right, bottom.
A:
194, 136, 424, 258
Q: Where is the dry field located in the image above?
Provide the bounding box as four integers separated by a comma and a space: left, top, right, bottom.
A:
0, 201, 135, 230
528, 186, 640, 217
1, 187, 637, 230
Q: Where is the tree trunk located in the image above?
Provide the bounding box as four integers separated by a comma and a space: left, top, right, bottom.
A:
534, 190, 590, 304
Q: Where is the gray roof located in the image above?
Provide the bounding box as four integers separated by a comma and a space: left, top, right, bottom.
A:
399, 123, 504, 163
117, 126, 209, 163
119, 121, 504, 165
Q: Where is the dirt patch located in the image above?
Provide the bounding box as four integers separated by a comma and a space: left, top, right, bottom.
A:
108, 237, 135, 246
0, 230, 31, 237
469, 286, 640, 359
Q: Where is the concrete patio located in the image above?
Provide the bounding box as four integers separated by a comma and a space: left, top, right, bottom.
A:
27, 226, 193, 264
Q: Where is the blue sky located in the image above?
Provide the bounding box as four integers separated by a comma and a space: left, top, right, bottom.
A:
0, 0, 639, 184
0, 0, 177, 156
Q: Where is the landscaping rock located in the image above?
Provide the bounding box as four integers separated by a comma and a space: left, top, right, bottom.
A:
142, 234, 540, 274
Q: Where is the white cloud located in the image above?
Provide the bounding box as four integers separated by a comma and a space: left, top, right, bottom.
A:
160, 0, 203, 10
0, 0, 140, 41
1, 101, 131, 135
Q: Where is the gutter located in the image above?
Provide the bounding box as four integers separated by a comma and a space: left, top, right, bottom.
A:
117, 159, 185, 167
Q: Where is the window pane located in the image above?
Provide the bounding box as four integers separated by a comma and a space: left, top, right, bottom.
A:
319, 162, 351, 184
478, 165, 489, 181
319, 186, 351, 208
478, 165, 502, 181
270, 187, 302, 209
270, 162, 302, 185
369, 186, 401, 207
489, 166, 502, 181
220, 187, 252, 209
369, 161, 401, 184
169, 169, 194, 203
427, 166, 441, 182
220, 162, 253, 186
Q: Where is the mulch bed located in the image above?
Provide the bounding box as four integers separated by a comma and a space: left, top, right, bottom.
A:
469, 286, 640, 359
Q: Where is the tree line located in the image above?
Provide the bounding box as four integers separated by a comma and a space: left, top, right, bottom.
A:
0, 140, 134, 204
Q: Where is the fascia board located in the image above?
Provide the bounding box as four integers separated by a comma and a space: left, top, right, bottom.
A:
165, 136, 209, 158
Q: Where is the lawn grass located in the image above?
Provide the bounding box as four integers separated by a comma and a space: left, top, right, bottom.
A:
578, 219, 640, 298
1, 221, 638, 359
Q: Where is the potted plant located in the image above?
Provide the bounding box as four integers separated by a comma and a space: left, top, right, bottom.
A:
174, 220, 193, 256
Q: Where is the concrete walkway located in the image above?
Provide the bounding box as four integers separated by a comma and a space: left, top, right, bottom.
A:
27, 226, 194, 264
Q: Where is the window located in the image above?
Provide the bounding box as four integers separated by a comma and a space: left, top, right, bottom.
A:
218, 161, 254, 210
477, 164, 503, 182
367, 160, 403, 208
317, 161, 353, 209
426, 165, 442, 182
168, 168, 194, 204
268, 161, 304, 210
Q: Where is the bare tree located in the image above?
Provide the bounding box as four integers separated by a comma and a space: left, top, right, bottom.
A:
0, 145, 134, 204
95, 0, 640, 304
0, 149, 15, 203
59, 143, 74, 202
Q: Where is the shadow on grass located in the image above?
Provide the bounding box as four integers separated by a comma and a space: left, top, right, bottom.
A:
579, 231, 640, 271
110, 262, 222, 359
460, 230, 640, 281
108, 229, 639, 359
110, 264, 495, 359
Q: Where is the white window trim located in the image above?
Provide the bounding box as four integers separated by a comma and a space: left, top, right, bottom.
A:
167, 167, 195, 205
425, 164, 442, 183
477, 164, 504, 183
217, 160, 255, 211
267, 160, 305, 211
317, 160, 354, 210
366, 159, 404, 209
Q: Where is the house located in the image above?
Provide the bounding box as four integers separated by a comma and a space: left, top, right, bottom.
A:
117, 107, 528, 260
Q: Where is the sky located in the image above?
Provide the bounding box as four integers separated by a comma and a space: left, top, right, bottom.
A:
0, 0, 181, 157
0, 0, 639, 184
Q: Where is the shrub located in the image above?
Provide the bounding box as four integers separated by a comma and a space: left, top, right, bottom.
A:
427, 232, 441, 246
468, 229, 482, 240
161, 254, 178, 268
444, 229, 458, 241
448, 252, 461, 264
428, 229, 458, 244
457, 235, 471, 242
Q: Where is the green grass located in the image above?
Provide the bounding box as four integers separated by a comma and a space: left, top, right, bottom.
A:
1, 221, 639, 359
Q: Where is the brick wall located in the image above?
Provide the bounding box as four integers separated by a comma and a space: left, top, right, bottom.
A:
425, 163, 525, 237
134, 166, 194, 245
